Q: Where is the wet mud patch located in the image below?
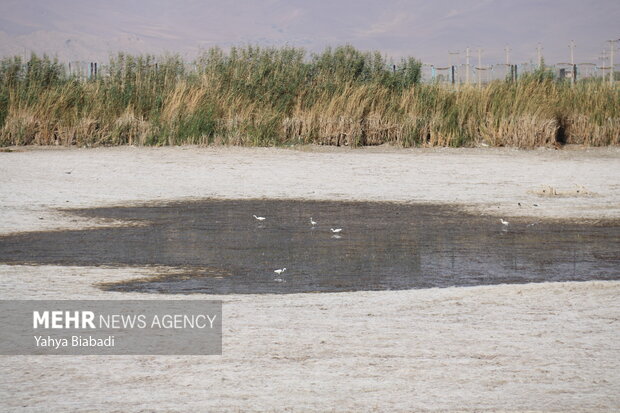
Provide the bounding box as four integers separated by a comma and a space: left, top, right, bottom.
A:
0, 199, 619, 294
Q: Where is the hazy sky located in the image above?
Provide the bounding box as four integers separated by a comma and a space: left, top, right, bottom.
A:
0, 0, 618, 65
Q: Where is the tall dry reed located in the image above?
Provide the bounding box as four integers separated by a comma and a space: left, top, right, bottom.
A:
1, 47, 618, 148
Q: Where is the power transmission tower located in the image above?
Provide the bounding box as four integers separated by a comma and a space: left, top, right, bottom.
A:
504, 46, 512, 81
477, 48, 482, 88
608, 39, 619, 85
568, 40, 576, 85
465, 47, 471, 85
536, 43, 543, 68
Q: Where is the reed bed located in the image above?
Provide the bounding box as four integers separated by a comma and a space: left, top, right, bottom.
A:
0, 46, 618, 148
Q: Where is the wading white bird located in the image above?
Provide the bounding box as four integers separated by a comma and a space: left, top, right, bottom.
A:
274, 268, 287, 275
253, 215, 266, 221
330, 228, 342, 233
310, 217, 317, 226
500, 219, 509, 226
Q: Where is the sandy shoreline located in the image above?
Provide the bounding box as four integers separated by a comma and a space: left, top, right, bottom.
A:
1, 145, 620, 235
1, 146, 619, 412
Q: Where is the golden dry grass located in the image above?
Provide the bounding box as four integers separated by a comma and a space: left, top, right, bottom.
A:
1, 50, 618, 148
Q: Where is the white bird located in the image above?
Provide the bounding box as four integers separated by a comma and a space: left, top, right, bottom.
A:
253, 215, 266, 221
274, 268, 287, 275
500, 219, 509, 226
330, 228, 342, 233
310, 217, 317, 226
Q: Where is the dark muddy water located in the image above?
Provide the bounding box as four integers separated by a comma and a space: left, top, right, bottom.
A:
0, 200, 618, 294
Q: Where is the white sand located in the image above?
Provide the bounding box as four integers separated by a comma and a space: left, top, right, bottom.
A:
1, 145, 619, 412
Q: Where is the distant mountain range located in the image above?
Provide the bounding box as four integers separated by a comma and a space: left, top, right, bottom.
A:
0, 0, 618, 65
